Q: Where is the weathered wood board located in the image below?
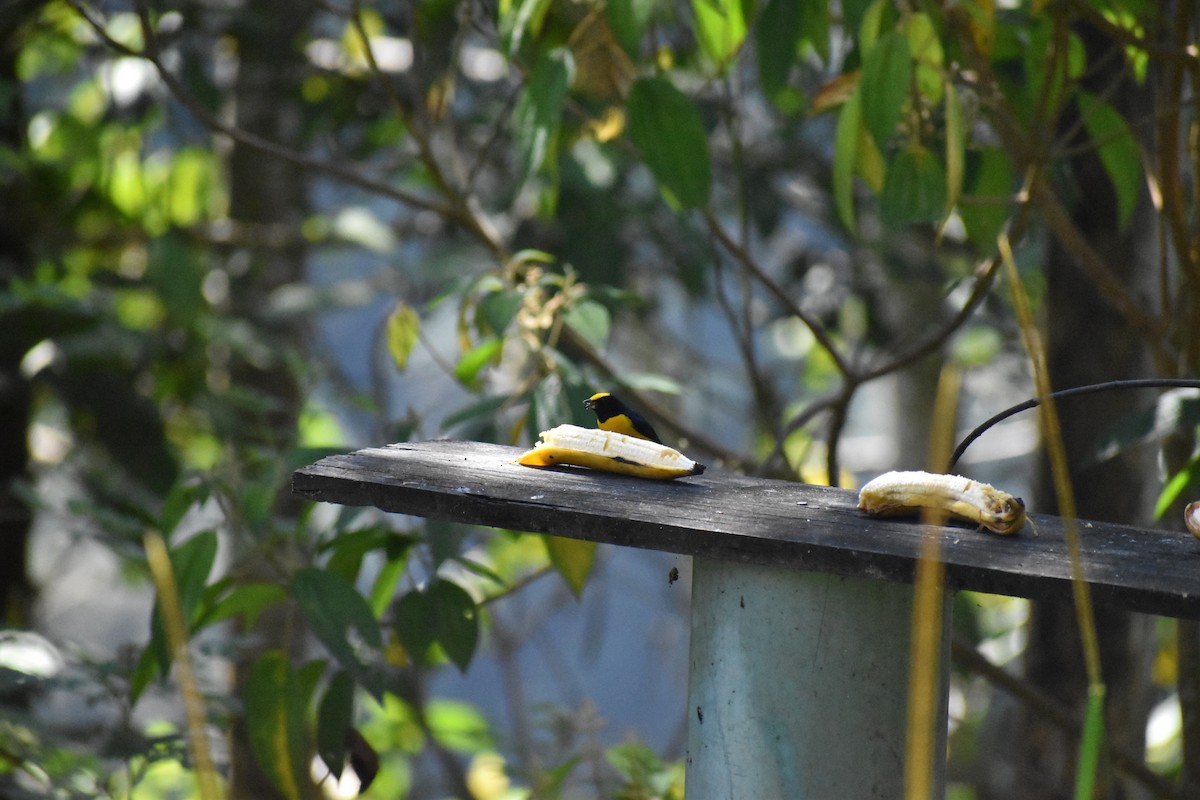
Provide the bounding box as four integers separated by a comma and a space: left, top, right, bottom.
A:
292, 440, 1200, 619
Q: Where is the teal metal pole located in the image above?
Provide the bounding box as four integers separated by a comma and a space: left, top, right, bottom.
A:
685, 558, 949, 799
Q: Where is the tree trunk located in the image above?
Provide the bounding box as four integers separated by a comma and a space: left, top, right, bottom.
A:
222, 2, 313, 797
0, 1, 42, 629
979, 21, 1158, 800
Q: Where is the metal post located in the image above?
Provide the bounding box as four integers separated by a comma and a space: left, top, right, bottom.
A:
685, 558, 949, 799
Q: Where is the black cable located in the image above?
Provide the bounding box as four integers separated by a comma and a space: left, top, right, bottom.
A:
949, 378, 1200, 470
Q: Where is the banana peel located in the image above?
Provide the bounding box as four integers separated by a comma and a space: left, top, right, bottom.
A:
516, 424, 706, 480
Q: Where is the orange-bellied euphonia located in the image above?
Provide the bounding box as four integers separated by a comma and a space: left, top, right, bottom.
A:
584, 392, 662, 443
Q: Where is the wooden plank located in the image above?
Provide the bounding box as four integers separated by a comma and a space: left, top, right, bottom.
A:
292, 440, 1200, 619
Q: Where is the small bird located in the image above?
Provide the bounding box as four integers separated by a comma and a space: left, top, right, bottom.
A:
584, 392, 662, 443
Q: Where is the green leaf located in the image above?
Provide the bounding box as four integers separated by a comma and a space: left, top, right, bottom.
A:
317, 670, 355, 780
880, 145, 946, 229
159, 478, 208, 541
196, 581, 287, 629
499, 0, 553, 56
478, 288, 523, 336
607, 0, 654, 57
756, 0, 803, 100
833, 87, 863, 232
1074, 685, 1106, 800
1077, 91, 1140, 230
842, 0, 877, 42
563, 299, 610, 349
151, 235, 205, 328
627, 77, 712, 210
386, 303, 420, 371
392, 579, 480, 672
245, 651, 309, 800
903, 12, 943, 103
959, 147, 1014, 249
691, 0, 747, 68
543, 535, 596, 597
148, 530, 217, 674
454, 337, 504, 388
798, 1, 831, 63
323, 526, 392, 584
393, 588, 436, 662
1155, 451, 1200, 520
427, 579, 480, 672
292, 568, 383, 695
860, 30, 911, 151
513, 49, 573, 183
944, 82, 965, 213
426, 699, 494, 752
368, 552, 409, 618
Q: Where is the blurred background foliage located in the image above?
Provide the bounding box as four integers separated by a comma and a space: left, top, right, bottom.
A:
1, 0, 1198, 797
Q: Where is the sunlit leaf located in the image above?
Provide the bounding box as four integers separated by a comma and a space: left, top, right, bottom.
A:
627, 77, 711, 209
903, 12, 943, 103
1077, 91, 1140, 230
1155, 452, 1200, 520
426, 699, 495, 751
368, 552, 409, 618
386, 303, 420, 371
880, 145, 946, 229
513, 48, 573, 183
454, 337, 504, 388
691, 0, 747, 68
860, 30, 910, 151
543, 534, 596, 596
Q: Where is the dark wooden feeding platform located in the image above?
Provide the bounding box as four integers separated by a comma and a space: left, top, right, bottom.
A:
294, 440, 1200, 798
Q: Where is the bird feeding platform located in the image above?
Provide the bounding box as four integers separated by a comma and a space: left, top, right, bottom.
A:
293, 440, 1200, 799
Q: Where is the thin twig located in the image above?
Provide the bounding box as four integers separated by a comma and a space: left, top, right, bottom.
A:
703, 208, 853, 378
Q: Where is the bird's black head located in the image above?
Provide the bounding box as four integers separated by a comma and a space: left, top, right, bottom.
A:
584, 392, 622, 420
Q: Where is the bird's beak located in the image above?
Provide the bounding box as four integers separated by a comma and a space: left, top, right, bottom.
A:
583, 399, 595, 409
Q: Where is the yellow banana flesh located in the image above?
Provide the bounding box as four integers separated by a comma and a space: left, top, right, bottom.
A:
857, 470, 1026, 535
516, 424, 706, 480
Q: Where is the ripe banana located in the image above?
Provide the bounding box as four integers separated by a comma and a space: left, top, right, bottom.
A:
857, 470, 1026, 535
1186, 501, 1200, 540
515, 424, 706, 480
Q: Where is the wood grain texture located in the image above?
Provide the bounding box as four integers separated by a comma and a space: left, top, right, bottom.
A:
292, 441, 1200, 619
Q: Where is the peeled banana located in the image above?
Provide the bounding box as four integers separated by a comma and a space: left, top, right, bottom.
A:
857, 470, 1026, 535
515, 424, 706, 480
